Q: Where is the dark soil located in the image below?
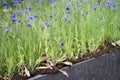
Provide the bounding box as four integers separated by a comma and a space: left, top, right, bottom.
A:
11, 41, 120, 80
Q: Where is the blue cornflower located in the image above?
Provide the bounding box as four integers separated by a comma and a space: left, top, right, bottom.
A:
2, 2, 8, 6
106, 1, 111, 8
43, 13, 46, 16
75, 4, 80, 9
12, 0, 23, 3
63, 18, 71, 22
93, 6, 99, 10
67, 19, 71, 22
27, 16, 34, 20
44, 22, 51, 27
34, 14, 39, 18
18, 20, 21, 23
49, 15, 53, 19
11, 14, 17, 23
11, 18, 17, 23
4, 29, 10, 33
28, 4, 32, 11
60, 42, 64, 46
63, 18, 68, 21
51, 2, 57, 7
106, 1, 111, 4
66, 6, 70, 11
12, 14, 16, 18
66, 10, 72, 14
29, 7, 32, 11
112, 4, 116, 7
18, 0, 23, 4
26, 24, 32, 27
24, 10, 29, 14
76, 4, 80, 7
49, 0, 52, 3
13, 4, 17, 7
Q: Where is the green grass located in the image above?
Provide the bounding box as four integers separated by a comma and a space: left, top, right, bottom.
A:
0, 0, 120, 79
